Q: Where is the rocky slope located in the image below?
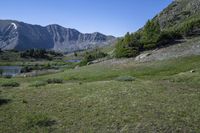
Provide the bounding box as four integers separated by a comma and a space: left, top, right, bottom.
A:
155, 0, 200, 30
135, 37, 200, 62
0, 20, 116, 52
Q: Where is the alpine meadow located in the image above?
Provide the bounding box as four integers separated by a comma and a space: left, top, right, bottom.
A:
0, 0, 200, 132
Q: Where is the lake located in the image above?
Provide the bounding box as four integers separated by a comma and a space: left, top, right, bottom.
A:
65, 59, 81, 63
0, 66, 22, 77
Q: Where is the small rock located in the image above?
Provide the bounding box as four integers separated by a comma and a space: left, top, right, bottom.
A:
74, 66, 79, 69
190, 70, 195, 73
87, 62, 93, 65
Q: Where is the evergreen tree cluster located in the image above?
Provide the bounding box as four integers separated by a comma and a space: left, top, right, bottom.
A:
80, 49, 107, 66
115, 17, 200, 58
20, 49, 63, 59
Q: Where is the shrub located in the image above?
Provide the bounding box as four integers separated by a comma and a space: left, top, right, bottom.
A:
157, 30, 182, 47
140, 20, 161, 46
80, 49, 107, 66
1, 82, 20, 87
44, 63, 51, 69
30, 81, 47, 87
180, 18, 200, 36
115, 76, 135, 82
115, 17, 200, 58
115, 33, 140, 58
25, 114, 56, 128
115, 20, 162, 58
21, 66, 33, 73
20, 49, 46, 58
0, 69, 2, 75
0, 99, 11, 106
20, 49, 63, 60
3, 75, 12, 79
46, 78, 63, 84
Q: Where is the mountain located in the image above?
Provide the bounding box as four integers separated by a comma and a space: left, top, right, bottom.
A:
115, 0, 200, 58
155, 0, 200, 30
46, 24, 115, 52
0, 20, 116, 52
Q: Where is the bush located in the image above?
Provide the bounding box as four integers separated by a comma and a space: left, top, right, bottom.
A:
79, 49, 107, 66
157, 30, 182, 47
30, 81, 47, 87
21, 66, 33, 73
25, 114, 56, 128
20, 49, 63, 60
0, 98, 11, 106
115, 33, 140, 58
115, 17, 200, 58
20, 49, 47, 58
115, 20, 161, 58
46, 78, 63, 84
3, 75, 12, 79
1, 82, 20, 87
140, 20, 161, 47
115, 76, 135, 82
180, 18, 200, 36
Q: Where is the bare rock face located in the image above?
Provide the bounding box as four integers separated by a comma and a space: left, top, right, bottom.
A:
0, 20, 54, 51
46, 24, 115, 52
0, 20, 116, 52
0, 20, 19, 50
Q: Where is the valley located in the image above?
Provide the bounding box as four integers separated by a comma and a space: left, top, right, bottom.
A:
0, 54, 200, 132
1, 0, 200, 132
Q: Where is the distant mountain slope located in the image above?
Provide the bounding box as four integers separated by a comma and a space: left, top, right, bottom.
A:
0, 20, 116, 52
46, 24, 115, 52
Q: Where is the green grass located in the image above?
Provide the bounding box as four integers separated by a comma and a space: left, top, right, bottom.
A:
0, 55, 200, 132
29, 81, 47, 87
1, 82, 20, 87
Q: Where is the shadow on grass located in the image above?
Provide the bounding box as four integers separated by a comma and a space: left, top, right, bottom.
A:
36, 119, 57, 127
26, 113, 57, 128
0, 98, 11, 106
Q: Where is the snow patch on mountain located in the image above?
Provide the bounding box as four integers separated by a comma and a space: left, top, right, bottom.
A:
11, 23, 17, 29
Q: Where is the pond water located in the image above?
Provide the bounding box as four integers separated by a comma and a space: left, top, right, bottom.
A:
0, 66, 22, 77
65, 59, 81, 63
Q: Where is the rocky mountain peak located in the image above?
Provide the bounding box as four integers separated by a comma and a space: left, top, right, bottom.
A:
0, 20, 116, 52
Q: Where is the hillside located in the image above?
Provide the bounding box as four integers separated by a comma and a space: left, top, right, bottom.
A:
0, 20, 116, 53
115, 0, 200, 58
156, 0, 200, 29
135, 36, 200, 62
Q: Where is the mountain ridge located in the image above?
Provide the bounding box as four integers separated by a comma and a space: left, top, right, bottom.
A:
0, 19, 116, 52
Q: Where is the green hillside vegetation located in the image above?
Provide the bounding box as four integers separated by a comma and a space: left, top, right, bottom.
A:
115, 17, 200, 58
0, 49, 65, 66
1, 0, 200, 132
115, 1, 200, 58
20, 49, 63, 60
80, 49, 107, 66
0, 55, 200, 132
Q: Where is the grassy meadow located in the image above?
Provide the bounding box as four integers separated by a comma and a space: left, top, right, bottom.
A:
0, 55, 200, 132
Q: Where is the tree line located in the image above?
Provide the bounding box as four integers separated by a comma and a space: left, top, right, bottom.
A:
115, 17, 200, 58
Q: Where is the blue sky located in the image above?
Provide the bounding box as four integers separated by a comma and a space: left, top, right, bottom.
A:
1, 0, 172, 37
